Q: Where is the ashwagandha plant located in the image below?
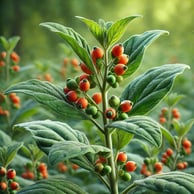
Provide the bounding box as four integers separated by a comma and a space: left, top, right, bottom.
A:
4, 15, 194, 194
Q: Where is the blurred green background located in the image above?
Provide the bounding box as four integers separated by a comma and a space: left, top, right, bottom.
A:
1, 0, 194, 116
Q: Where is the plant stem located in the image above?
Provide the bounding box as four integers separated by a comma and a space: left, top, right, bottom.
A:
101, 49, 118, 194
120, 183, 136, 194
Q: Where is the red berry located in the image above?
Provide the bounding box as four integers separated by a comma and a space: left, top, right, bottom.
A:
0, 51, 6, 59
114, 64, 128, 75
10, 181, 19, 190
154, 162, 163, 172
117, 152, 127, 163
38, 163, 47, 173
80, 63, 93, 74
0, 182, 7, 191
12, 65, 20, 72
166, 148, 173, 157
182, 139, 192, 149
66, 90, 78, 102
0, 61, 5, 67
172, 108, 180, 119
125, 161, 137, 172
6, 169, 16, 179
176, 162, 184, 170
105, 107, 116, 119
76, 97, 88, 109
79, 79, 90, 92
91, 47, 104, 64
111, 44, 124, 58
63, 87, 71, 94
117, 54, 129, 65
92, 93, 102, 104
0, 166, 6, 176
159, 117, 166, 124
79, 74, 89, 81
119, 100, 133, 113
10, 52, 20, 63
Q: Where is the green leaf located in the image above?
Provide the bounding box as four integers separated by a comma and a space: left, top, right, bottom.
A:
0, 130, 12, 146
121, 64, 190, 115
14, 120, 89, 154
0, 142, 23, 167
135, 172, 194, 194
107, 116, 162, 148
173, 119, 194, 137
123, 30, 168, 77
160, 126, 176, 148
112, 130, 134, 150
0, 36, 20, 52
5, 79, 86, 121
107, 15, 141, 47
17, 176, 88, 194
40, 22, 94, 73
76, 16, 104, 46
48, 141, 110, 167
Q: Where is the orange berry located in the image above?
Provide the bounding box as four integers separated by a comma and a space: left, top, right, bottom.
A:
10, 52, 20, 63
72, 164, 79, 170
117, 54, 129, 65
57, 162, 68, 173
70, 58, 79, 68
79, 79, 90, 92
176, 162, 184, 170
111, 44, 124, 58
119, 100, 133, 113
12, 65, 20, 72
80, 63, 92, 74
10, 181, 19, 190
105, 107, 116, 119
0, 61, 5, 67
76, 97, 88, 109
66, 90, 78, 102
0, 182, 7, 191
117, 152, 127, 163
154, 162, 163, 172
184, 147, 192, 155
172, 108, 180, 119
91, 47, 104, 64
0, 166, 6, 176
92, 93, 102, 104
114, 64, 128, 76
182, 139, 192, 149
125, 161, 137, 172
38, 163, 47, 173
166, 148, 173, 157
7, 169, 16, 179
44, 73, 53, 82
159, 116, 166, 124
0, 51, 6, 59
11, 96, 20, 104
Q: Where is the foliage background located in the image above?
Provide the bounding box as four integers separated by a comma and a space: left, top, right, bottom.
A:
0, 0, 194, 125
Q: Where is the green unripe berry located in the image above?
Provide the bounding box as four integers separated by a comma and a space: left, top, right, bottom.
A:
116, 75, 123, 83
109, 95, 120, 108
118, 112, 128, 120
66, 79, 78, 90
100, 165, 111, 176
121, 172, 131, 181
85, 105, 98, 116
92, 111, 101, 119
106, 74, 116, 85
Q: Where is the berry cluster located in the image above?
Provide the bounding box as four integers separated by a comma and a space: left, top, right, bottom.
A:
0, 92, 21, 119
57, 162, 79, 173
0, 51, 20, 73
94, 153, 137, 181
62, 44, 133, 121
140, 157, 163, 177
159, 107, 180, 124
161, 139, 192, 170
0, 166, 20, 193
21, 162, 48, 180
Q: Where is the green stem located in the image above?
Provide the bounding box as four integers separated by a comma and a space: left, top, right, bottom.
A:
101, 49, 118, 194
120, 183, 136, 194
